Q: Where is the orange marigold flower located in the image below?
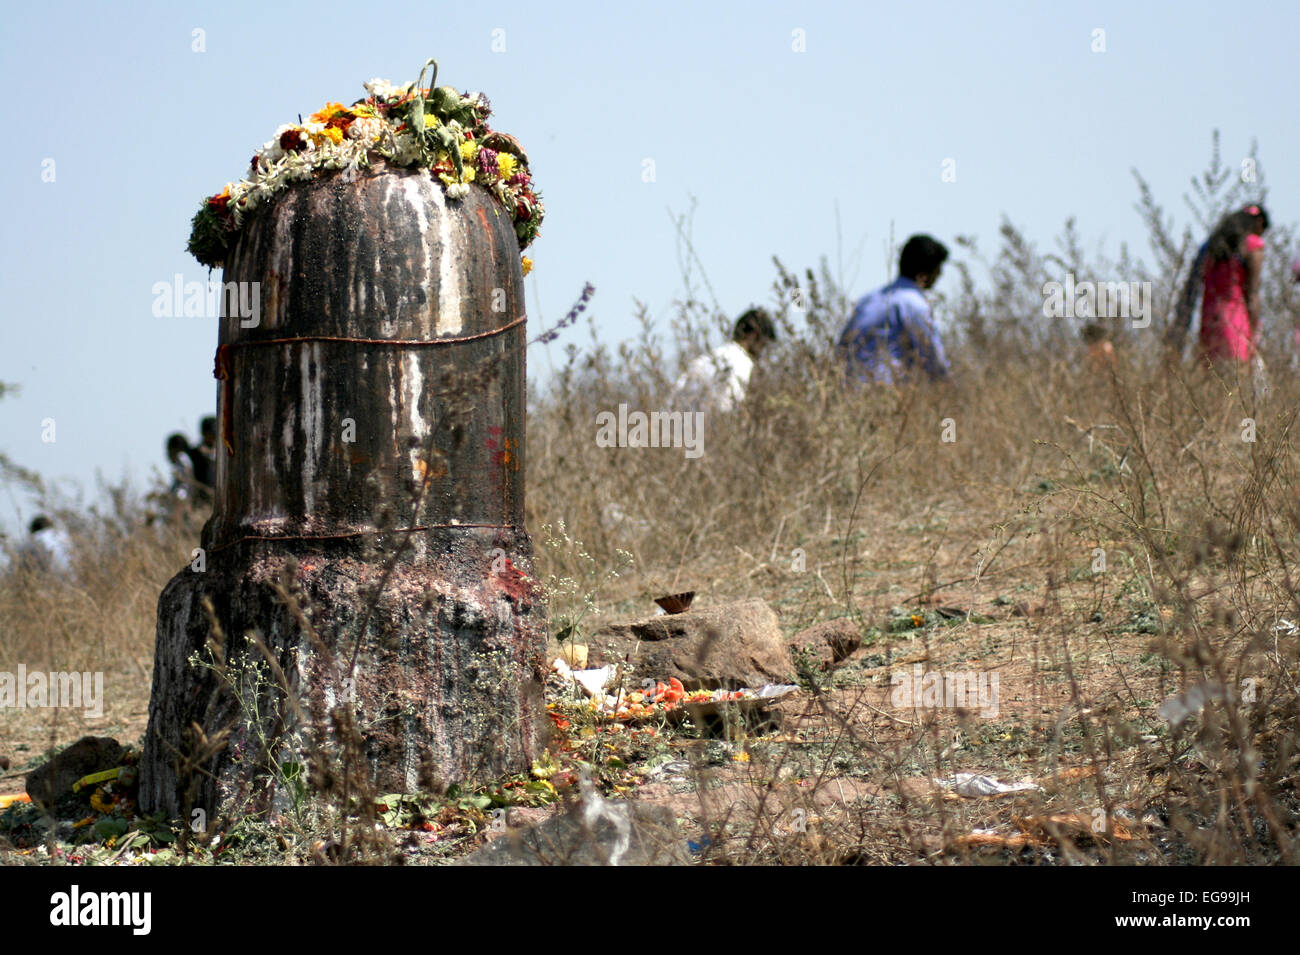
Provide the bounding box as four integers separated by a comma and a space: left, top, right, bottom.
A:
309, 102, 349, 124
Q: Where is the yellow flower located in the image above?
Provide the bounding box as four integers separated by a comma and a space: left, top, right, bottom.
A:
309, 102, 348, 123
497, 153, 518, 179
460, 166, 476, 184
521, 256, 533, 276
459, 140, 479, 163
321, 127, 344, 145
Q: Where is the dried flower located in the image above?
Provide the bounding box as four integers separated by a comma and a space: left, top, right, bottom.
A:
187, 59, 544, 268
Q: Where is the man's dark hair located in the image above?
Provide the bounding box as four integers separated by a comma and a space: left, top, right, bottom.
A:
733, 307, 776, 343
29, 515, 53, 534
899, 234, 949, 280
199, 416, 217, 445
166, 433, 191, 459
1081, 321, 1109, 345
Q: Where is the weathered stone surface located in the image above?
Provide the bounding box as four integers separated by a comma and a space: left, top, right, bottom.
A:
26, 736, 124, 808
789, 618, 862, 671
140, 164, 547, 818
210, 163, 529, 543
587, 599, 791, 689
459, 786, 690, 866
140, 529, 550, 819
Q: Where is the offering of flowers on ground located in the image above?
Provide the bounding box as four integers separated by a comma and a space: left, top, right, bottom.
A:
551, 658, 797, 723
604, 681, 752, 721
187, 57, 542, 270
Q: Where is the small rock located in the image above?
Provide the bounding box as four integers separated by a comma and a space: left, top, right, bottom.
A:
458, 782, 690, 866
789, 618, 862, 670
587, 599, 790, 689
0, 755, 10, 771
25, 736, 124, 808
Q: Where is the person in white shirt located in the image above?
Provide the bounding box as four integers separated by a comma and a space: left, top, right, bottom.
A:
673, 307, 776, 412
23, 515, 73, 575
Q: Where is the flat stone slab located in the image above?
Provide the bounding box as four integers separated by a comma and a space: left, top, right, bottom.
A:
587, 599, 791, 690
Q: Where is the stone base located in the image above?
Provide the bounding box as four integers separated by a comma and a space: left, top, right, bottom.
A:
139, 527, 549, 819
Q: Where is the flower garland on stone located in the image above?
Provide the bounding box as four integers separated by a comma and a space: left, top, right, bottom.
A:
187, 58, 542, 272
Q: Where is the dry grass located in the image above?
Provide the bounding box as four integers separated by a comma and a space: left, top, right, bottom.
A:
1, 137, 1298, 864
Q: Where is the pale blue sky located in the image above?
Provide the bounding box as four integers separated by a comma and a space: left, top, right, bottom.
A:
1, 0, 1296, 533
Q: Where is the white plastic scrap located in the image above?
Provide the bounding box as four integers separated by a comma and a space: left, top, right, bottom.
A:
551, 659, 620, 699
578, 771, 631, 866
572, 666, 619, 699
934, 773, 1040, 797
1157, 681, 1226, 727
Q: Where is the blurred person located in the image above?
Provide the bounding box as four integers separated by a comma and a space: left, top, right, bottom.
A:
191, 415, 218, 488
22, 514, 73, 575
1291, 256, 1300, 360
1081, 321, 1117, 372
839, 234, 950, 384
166, 432, 197, 501
1167, 204, 1270, 367
673, 307, 776, 412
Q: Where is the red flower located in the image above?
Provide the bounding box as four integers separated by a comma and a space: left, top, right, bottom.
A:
325, 112, 355, 134
280, 128, 308, 152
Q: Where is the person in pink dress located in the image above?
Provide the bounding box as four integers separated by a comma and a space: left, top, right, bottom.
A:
1199, 205, 1270, 364
1168, 205, 1270, 366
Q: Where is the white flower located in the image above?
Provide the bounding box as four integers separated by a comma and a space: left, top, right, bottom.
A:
285, 156, 315, 182
257, 140, 284, 166
446, 183, 469, 199
390, 132, 420, 166
364, 78, 397, 99
347, 117, 383, 143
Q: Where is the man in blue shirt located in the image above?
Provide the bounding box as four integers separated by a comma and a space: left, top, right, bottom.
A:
839, 234, 950, 384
